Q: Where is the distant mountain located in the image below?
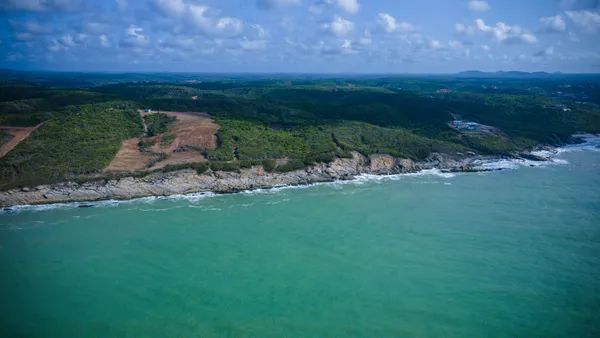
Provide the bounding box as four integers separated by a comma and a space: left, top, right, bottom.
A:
457, 70, 554, 78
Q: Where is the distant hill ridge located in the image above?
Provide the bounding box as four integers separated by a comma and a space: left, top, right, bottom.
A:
457, 70, 566, 78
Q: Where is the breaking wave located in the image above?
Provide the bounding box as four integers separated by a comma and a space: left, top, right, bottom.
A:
2, 135, 598, 214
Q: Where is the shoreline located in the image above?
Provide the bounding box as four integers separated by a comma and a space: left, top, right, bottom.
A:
0, 150, 558, 210
2, 133, 598, 210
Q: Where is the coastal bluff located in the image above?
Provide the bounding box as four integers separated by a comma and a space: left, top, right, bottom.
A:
0, 152, 505, 207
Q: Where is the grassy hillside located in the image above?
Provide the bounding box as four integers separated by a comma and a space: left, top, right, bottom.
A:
0, 102, 143, 188
0, 72, 599, 189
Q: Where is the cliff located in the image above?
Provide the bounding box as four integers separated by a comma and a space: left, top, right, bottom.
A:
0, 152, 509, 207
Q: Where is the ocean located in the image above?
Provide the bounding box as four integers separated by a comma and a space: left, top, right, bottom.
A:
1, 139, 599, 337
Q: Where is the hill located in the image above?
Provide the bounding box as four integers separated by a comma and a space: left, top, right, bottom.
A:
0, 71, 599, 190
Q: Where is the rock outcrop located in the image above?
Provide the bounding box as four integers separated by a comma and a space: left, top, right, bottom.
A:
0, 151, 512, 207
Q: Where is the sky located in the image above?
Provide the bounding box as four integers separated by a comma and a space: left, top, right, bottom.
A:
1, 0, 600, 73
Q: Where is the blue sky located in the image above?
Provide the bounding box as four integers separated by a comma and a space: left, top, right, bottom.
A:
1, 0, 599, 73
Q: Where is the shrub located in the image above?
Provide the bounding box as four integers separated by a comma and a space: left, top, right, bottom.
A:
262, 159, 276, 172
240, 160, 261, 168
161, 134, 176, 146
138, 140, 156, 149
209, 161, 240, 172
275, 160, 306, 172
144, 113, 176, 136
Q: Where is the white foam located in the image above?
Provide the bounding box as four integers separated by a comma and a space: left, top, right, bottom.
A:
187, 205, 222, 211
3, 135, 598, 214
530, 149, 557, 158
557, 135, 600, 153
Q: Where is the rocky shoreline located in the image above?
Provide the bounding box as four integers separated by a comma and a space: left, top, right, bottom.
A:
0, 151, 551, 208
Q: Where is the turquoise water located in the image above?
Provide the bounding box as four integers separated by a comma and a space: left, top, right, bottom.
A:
1, 148, 600, 337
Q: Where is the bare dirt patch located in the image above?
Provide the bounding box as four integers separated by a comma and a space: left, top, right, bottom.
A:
0, 123, 43, 159
140, 111, 218, 150
105, 139, 157, 172
106, 111, 219, 172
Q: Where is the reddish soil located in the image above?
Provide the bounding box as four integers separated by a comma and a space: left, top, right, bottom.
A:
0, 123, 43, 158
106, 111, 219, 172
105, 139, 157, 172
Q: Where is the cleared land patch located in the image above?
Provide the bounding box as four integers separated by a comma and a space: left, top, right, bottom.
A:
0, 124, 43, 158
106, 111, 219, 172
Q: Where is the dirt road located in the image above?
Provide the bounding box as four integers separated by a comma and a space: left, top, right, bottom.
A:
0, 123, 44, 158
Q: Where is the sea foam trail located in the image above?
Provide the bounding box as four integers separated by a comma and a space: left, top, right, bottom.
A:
2, 135, 598, 214
474, 135, 600, 171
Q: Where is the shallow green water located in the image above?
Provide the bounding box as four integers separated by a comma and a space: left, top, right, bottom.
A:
1, 150, 600, 337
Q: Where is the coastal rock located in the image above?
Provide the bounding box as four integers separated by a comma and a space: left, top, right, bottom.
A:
395, 159, 415, 173
368, 154, 395, 173
0, 151, 546, 207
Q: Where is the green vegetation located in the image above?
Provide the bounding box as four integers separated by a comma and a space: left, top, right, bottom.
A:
161, 134, 176, 146
144, 113, 176, 136
1, 70, 599, 189
275, 160, 306, 172
0, 131, 13, 147
0, 103, 143, 189
262, 159, 276, 172
208, 161, 241, 172
138, 140, 157, 150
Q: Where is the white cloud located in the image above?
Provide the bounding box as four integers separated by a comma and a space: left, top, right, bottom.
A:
320, 39, 358, 54
447, 40, 463, 49
481, 44, 491, 52
74, 33, 88, 44
377, 13, 414, 34
473, 19, 538, 44
324, 0, 360, 14
565, 10, 600, 33
403, 33, 425, 46
47, 40, 65, 52
99, 34, 110, 47
468, 1, 490, 12
322, 16, 354, 37
59, 35, 76, 47
249, 24, 269, 39
429, 40, 443, 49
153, 2, 246, 38
358, 29, 371, 45
157, 37, 201, 55
152, 0, 186, 17
340, 39, 357, 53
240, 37, 267, 50
539, 15, 567, 33
121, 24, 149, 48
504, 33, 538, 45
213, 17, 244, 37
455, 23, 476, 36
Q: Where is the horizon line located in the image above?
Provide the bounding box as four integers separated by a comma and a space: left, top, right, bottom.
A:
1, 68, 600, 76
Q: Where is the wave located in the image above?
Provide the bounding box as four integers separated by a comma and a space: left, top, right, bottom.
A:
3, 135, 598, 214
